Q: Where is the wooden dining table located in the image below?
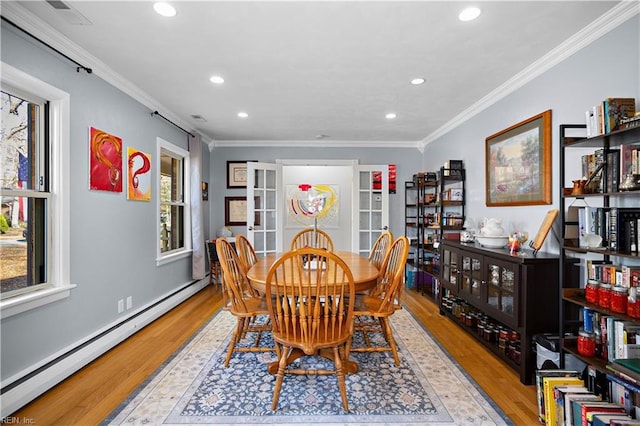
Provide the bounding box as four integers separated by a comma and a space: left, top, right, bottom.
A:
246, 250, 380, 295
246, 250, 380, 374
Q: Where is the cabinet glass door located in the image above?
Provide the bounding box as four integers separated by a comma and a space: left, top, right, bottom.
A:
460, 253, 482, 302
484, 258, 518, 323
441, 247, 458, 293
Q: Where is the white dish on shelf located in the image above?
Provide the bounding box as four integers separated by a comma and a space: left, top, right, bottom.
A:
474, 235, 509, 248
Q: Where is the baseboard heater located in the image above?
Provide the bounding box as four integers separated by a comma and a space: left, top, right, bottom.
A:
0, 278, 208, 417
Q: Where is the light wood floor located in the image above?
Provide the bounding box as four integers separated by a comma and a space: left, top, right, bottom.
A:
10, 284, 538, 425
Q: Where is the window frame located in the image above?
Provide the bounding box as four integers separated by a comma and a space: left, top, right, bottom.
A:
156, 137, 191, 266
0, 62, 74, 319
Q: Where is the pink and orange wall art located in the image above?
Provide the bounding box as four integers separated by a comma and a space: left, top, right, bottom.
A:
127, 147, 151, 201
89, 127, 123, 192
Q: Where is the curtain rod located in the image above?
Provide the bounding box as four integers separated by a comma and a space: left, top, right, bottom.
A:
1, 16, 92, 74
152, 111, 196, 138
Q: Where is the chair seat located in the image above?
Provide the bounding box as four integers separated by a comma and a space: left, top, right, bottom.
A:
273, 320, 352, 355
353, 295, 393, 317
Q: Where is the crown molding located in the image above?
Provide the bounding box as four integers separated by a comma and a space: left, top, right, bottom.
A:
209, 139, 420, 149
418, 1, 640, 151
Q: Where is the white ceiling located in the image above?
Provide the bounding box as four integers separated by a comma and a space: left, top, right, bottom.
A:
4, 1, 633, 147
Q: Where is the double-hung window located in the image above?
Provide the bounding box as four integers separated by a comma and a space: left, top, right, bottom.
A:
0, 63, 72, 318
157, 137, 191, 265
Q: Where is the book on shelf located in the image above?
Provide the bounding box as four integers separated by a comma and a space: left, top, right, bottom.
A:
603, 98, 637, 133
591, 413, 633, 426
621, 266, 640, 287
554, 385, 591, 426
607, 150, 620, 193
613, 358, 640, 376
573, 400, 626, 426
609, 208, 640, 252
566, 392, 601, 426
620, 144, 640, 179
442, 160, 463, 177
536, 369, 582, 423
545, 376, 585, 425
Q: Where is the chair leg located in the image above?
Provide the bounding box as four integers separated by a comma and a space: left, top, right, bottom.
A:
271, 346, 290, 410
225, 318, 244, 367
334, 345, 349, 412
381, 318, 400, 366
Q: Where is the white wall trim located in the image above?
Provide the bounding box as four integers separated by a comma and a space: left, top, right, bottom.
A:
0, 279, 209, 418
211, 139, 421, 149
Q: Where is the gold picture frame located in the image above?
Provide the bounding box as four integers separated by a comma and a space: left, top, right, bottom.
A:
485, 110, 552, 206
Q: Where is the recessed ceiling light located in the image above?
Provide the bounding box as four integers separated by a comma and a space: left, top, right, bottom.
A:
237, 112, 249, 118
411, 78, 426, 85
458, 7, 481, 22
153, 2, 176, 17
385, 113, 397, 120
209, 75, 224, 84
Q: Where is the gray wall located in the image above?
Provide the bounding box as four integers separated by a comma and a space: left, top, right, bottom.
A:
208, 146, 422, 241
1, 23, 210, 381
422, 17, 640, 254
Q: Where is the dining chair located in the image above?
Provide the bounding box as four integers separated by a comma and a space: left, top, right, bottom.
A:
348, 236, 409, 366
290, 228, 334, 251
368, 231, 393, 271
216, 238, 277, 367
265, 247, 355, 412
235, 234, 259, 275
206, 241, 221, 285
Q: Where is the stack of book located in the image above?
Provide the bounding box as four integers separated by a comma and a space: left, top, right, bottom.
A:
585, 98, 637, 138
576, 207, 640, 253
537, 368, 640, 425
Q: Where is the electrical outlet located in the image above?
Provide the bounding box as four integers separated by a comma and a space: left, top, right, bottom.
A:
126, 296, 132, 310
117, 299, 124, 313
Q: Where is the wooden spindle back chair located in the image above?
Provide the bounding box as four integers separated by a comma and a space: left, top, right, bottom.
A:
290, 228, 334, 251
349, 236, 409, 366
216, 238, 276, 367
368, 231, 393, 270
265, 247, 355, 412
235, 234, 259, 275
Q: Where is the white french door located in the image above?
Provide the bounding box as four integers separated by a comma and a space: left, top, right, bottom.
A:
246, 161, 388, 254
353, 165, 389, 255
246, 162, 280, 256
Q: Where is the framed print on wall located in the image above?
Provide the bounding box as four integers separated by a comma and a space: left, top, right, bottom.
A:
227, 161, 249, 188
89, 126, 123, 192
485, 110, 552, 207
224, 196, 261, 226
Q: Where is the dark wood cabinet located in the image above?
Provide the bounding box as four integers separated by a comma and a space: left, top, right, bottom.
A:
439, 240, 559, 384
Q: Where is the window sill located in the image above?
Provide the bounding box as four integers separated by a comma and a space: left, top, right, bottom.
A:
0, 284, 76, 319
156, 249, 192, 266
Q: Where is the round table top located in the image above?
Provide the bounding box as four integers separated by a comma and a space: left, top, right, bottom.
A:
247, 250, 379, 294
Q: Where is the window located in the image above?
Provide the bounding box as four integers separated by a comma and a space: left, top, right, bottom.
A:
0, 63, 73, 318
0, 86, 48, 299
157, 137, 191, 265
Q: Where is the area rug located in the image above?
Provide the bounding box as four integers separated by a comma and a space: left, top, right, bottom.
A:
104, 308, 513, 425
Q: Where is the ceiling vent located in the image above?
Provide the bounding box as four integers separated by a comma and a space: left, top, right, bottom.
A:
190, 115, 208, 122
46, 0, 93, 25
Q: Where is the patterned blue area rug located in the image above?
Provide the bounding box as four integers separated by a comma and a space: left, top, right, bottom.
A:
104, 308, 512, 425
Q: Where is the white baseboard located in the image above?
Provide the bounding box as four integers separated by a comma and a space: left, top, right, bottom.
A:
0, 279, 208, 418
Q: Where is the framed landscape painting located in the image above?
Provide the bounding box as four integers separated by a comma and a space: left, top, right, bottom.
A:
485, 110, 552, 207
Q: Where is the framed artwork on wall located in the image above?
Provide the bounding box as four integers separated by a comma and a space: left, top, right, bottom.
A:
485, 110, 552, 207
224, 196, 260, 226
227, 161, 249, 188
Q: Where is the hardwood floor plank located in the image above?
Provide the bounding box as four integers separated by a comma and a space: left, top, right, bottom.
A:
10, 284, 538, 424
